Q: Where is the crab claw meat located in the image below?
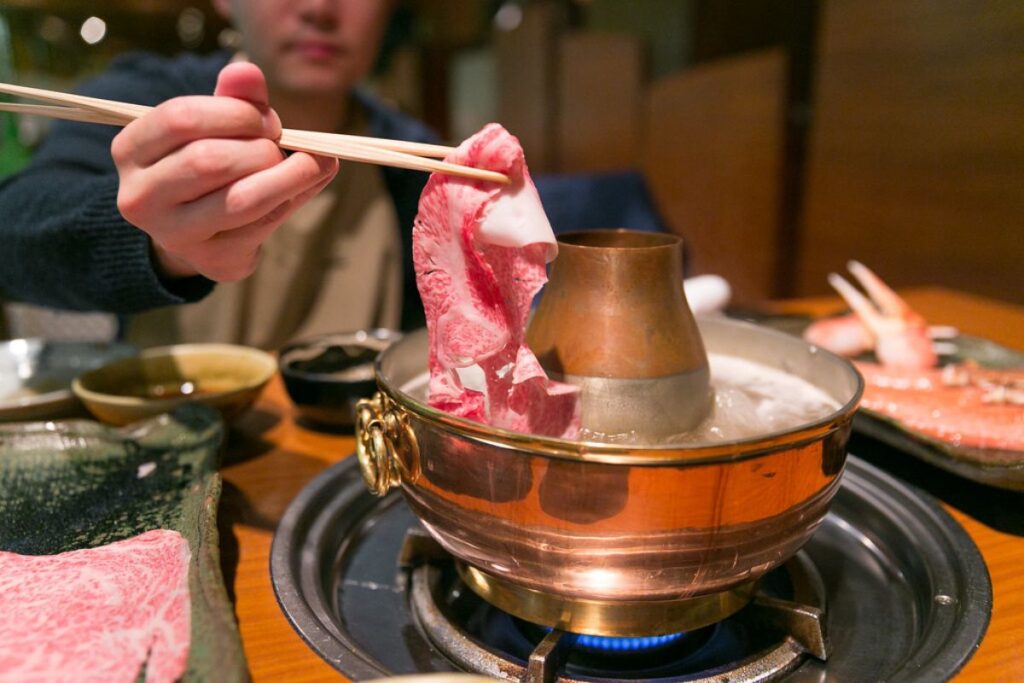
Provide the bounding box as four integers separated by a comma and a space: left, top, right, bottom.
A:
825, 265, 938, 370
847, 260, 925, 325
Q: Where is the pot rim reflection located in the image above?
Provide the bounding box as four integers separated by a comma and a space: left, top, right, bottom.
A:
375, 318, 864, 466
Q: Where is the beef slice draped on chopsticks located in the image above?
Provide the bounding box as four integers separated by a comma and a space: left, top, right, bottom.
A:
413, 123, 580, 438
0, 529, 191, 683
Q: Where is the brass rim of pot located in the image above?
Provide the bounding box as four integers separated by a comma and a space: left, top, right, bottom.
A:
374, 350, 863, 468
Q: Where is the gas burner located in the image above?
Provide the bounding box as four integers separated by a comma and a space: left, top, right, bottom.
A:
401, 529, 827, 681
271, 456, 991, 681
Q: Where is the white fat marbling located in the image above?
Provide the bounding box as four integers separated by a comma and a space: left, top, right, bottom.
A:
477, 179, 557, 262
454, 363, 487, 393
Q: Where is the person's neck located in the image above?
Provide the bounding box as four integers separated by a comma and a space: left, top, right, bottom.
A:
271, 91, 351, 133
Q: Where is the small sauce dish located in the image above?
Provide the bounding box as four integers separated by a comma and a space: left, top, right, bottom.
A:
72, 343, 276, 426
279, 329, 402, 429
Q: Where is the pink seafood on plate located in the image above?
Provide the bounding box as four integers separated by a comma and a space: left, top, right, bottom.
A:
413, 123, 580, 439
804, 260, 940, 370
804, 261, 1023, 453
856, 361, 1024, 451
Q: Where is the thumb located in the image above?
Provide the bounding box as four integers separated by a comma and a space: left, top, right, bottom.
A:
214, 62, 281, 138
215, 62, 269, 104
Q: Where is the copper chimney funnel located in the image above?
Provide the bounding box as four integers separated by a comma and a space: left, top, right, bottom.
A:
527, 229, 711, 440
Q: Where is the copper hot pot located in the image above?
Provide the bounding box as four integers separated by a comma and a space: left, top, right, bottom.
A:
356, 318, 862, 636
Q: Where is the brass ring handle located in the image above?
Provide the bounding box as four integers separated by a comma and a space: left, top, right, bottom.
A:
356, 391, 419, 496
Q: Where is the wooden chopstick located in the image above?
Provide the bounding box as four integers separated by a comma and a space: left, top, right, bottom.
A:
0, 101, 456, 158
281, 129, 454, 159
276, 130, 509, 182
0, 81, 148, 120
0, 81, 505, 184
0, 102, 129, 126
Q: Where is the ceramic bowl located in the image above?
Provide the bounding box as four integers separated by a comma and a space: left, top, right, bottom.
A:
72, 343, 276, 426
0, 339, 136, 422
279, 330, 402, 429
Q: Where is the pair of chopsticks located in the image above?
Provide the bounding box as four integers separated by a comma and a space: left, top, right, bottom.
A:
0, 81, 509, 184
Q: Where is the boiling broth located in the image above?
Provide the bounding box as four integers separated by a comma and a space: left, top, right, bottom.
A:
401, 352, 840, 447
581, 354, 840, 445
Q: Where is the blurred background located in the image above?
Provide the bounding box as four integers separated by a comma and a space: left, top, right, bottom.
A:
1, 0, 1021, 312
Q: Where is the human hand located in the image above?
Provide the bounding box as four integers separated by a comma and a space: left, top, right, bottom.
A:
112, 62, 339, 281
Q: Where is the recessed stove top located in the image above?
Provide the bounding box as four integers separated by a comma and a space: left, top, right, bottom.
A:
270, 456, 990, 681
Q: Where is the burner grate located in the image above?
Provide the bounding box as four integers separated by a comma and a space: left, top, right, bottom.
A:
402, 529, 828, 682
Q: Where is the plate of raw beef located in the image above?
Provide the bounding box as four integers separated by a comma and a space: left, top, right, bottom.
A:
0, 404, 246, 681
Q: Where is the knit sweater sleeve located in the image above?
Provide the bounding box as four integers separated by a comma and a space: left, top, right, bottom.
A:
0, 53, 220, 313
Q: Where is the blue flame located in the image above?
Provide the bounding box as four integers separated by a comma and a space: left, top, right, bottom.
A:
574, 632, 686, 652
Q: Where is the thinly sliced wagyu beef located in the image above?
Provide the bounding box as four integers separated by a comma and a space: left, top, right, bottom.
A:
413, 123, 580, 438
0, 529, 191, 683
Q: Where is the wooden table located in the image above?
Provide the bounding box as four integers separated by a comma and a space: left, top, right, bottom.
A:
221, 287, 1024, 682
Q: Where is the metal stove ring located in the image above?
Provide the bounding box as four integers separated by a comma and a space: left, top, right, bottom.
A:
409, 552, 829, 683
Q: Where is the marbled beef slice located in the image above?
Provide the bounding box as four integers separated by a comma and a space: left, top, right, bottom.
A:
413, 123, 580, 438
0, 529, 191, 683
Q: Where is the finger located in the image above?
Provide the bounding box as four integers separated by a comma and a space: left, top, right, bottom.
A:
113, 96, 274, 167
182, 171, 338, 282
213, 166, 338, 250
214, 62, 282, 141
179, 152, 338, 238
126, 137, 284, 215
214, 62, 270, 105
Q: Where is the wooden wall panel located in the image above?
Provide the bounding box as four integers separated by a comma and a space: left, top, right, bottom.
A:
556, 32, 646, 172
495, 1, 566, 172
643, 49, 787, 304
797, 0, 1024, 303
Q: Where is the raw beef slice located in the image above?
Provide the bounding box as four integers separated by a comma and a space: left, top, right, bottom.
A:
0, 529, 191, 683
413, 123, 580, 438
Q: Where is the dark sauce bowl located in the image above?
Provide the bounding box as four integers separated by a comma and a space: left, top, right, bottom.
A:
279, 330, 402, 430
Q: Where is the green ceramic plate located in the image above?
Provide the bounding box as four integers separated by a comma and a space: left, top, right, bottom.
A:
0, 404, 248, 681
739, 313, 1024, 491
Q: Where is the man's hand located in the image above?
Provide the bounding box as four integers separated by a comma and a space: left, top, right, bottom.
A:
111, 62, 339, 282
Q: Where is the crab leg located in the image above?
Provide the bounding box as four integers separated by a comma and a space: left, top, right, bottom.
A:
827, 270, 937, 370
847, 261, 923, 323
826, 273, 887, 334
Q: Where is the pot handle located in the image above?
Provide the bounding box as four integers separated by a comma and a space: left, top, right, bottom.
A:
355, 391, 420, 496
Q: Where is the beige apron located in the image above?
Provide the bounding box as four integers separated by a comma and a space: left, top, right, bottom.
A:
127, 125, 402, 351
